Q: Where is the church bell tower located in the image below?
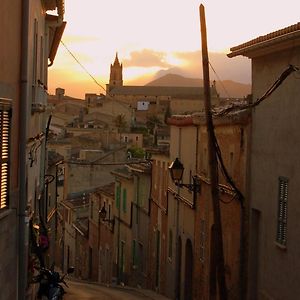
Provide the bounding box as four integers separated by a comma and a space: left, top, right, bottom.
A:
108, 53, 123, 92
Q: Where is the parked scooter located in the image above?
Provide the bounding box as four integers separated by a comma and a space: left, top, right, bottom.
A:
32, 263, 74, 299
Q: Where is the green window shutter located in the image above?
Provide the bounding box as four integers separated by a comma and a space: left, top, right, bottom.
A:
116, 185, 121, 209
123, 188, 127, 212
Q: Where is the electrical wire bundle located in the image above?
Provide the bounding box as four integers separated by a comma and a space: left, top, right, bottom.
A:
213, 64, 299, 117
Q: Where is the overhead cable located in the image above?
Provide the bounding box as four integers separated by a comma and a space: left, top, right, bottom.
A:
213, 64, 299, 117
60, 40, 107, 94
209, 61, 231, 99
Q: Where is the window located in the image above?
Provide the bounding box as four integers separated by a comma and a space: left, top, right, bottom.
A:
122, 188, 127, 213
116, 185, 121, 209
32, 19, 38, 103
203, 148, 208, 174
240, 128, 244, 149
33, 19, 38, 84
168, 230, 173, 259
0, 99, 11, 210
132, 240, 137, 266
230, 152, 234, 174
276, 177, 288, 246
200, 219, 205, 261
39, 36, 44, 84
120, 241, 125, 273
138, 242, 144, 271
90, 200, 93, 219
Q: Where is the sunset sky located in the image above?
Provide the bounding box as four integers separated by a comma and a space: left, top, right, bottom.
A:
48, 0, 300, 98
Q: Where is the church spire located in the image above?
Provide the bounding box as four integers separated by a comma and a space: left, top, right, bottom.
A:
113, 52, 120, 66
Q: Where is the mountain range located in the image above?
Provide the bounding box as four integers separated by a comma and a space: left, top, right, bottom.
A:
146, 73, 251, 98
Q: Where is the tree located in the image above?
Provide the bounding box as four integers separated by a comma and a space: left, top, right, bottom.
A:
164, 105, 172, 124
146, 115, 162, 146
127, 146, 145, 159
146, 115, 162, 134
114, 114, 127, 133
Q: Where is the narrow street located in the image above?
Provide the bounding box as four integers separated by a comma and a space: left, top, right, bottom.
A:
64, 280, 170, 300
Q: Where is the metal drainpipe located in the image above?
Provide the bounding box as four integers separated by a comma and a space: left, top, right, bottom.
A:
175, 127, 182, 299
18, 0, 30, 299
117, 184, 121, 285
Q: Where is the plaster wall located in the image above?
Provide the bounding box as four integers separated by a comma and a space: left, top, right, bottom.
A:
166, 125, 198, 299
0, 1, 21, 298
250, 46, 300, 299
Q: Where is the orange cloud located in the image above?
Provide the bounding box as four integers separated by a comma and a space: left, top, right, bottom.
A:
122, 49, 171, 68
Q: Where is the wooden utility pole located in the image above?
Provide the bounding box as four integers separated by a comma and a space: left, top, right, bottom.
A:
199, 4, 228, 299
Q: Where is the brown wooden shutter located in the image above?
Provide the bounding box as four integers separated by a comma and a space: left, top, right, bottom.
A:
276, 177, 288, 245
0, 99, 11, 209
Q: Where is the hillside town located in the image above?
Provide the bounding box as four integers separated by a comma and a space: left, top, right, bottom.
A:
1, 1, 300, 300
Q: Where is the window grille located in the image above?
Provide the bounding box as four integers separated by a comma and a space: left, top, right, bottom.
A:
276, 177, 288, 246
0, 99, 11, 210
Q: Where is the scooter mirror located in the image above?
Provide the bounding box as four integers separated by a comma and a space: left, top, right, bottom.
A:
67, 267, 75, 274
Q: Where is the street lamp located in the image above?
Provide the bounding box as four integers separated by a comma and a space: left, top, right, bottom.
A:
168, 157, 201, 194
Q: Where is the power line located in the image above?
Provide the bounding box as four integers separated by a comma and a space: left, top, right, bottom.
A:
60, 40, 107, 94
209, 61, 231, 99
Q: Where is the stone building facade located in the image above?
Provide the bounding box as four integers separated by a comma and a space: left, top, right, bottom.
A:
192, 112, 250, 300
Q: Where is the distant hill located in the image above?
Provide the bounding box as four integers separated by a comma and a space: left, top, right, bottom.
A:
145, 73, 251, 98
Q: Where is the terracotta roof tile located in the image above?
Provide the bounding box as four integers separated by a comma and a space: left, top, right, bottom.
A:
229, 22, 300, 54
167, 115, 194, 126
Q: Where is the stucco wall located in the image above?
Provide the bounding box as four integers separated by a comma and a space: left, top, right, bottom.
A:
0, 1, 21, 298
250, 46, 300, 299
0, 210, 18, 299
64, 164, 116, 196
